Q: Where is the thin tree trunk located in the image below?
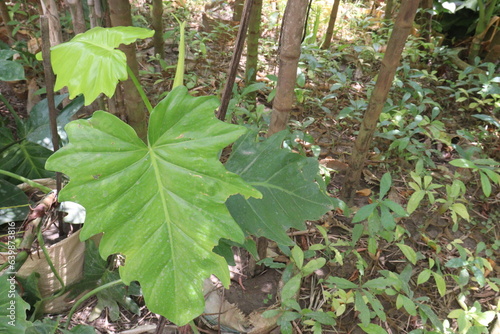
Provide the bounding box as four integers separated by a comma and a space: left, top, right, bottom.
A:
417, 0, 432, 44
88, 0, 101, 28
233, 0, 244, 21
321, 0, 341, 50
108, 0, 147, 142
217, 0, 254, 121
66, 0, 86, 35
151, 0, 165, 59
40, 0, 63, 46
245, 0, 262, 106
468, 0, 498, 62
384, 0, 394, 20
341, 0, 420, 202
267, 0, 309, 136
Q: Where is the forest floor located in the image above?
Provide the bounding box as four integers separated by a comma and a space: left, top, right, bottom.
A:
1, 1, 499, 333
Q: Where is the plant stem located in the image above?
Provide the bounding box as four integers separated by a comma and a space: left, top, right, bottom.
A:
126, 65, 153, 113
189, 321, 200, 334
64, 279, 124, 329
0, 169, 52, 193
172, 15, 185, 89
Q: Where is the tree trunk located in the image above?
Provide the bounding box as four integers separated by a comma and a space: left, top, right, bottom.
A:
341, 0, 420, 202
88, 0, 103, 28
245, 0, 262, 106
40, 0, 63, 46
151, 0, 165, 59
233, 0, 244, 21
384, 0, 394, 20
468, 0, 498, 62
267, 0, 309, 136
416, 0, 432, 44
108, 0, 147, 142
321, 0, 341, 50
65, 0, 86, 35
217, 0, 254, 121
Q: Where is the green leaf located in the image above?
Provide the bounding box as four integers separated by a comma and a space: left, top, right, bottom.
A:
0, 50, 17, 60
479, 171, 492, 197
399, 294, 417, 316
362, 277, 390, 290
0, 60, 25, 81
473, 114, 500, 128
0, 273, 33, 334
450, 203, 469, 221
382, 199, 408, 217
358, 323, 388, 334
407, 190, 425, 214
396, 243, 417, 265
481, 168, 499, 184
380, 205, 395, 230
281, 275, 301, 301
473, 310, 496, 326
225, 131, 335, 245
0, 140, 54, 182
417, 269, 431, 285
352, 203, 378, 223
40, 26, 154, 105
291, 246, 304, 269
354, 291, 371, 325
305, 311, 336, 326
302, 257, 326, 276
446, 258, 467, 268
45, 87, 260, 325
26, 95, 84, 150
379, 172, 392, 199
241, 82, 266, 96
0, 179, 29, 224
449, 158, 477, 169
432, 272, 446, 297
470, 265, 486, 287
418, 303, 443, 331
326, 276, 358, 289
90, 270, 139, 322
364, 290, 386, 321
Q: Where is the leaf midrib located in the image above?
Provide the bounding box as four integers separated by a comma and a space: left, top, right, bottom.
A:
148, 147, 176, 275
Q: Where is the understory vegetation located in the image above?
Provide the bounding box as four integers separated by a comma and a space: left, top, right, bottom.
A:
0, 0, 499, 333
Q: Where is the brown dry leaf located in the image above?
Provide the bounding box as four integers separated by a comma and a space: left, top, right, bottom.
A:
356, 188, 371, 197
319, 157, 349, 171
28, 37, 42, 54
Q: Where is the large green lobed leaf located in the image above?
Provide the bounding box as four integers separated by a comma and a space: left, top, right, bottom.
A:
45, 87, 261, 325
0, 274, 32, 334
38, 27, 154, 105
225, 131, 336, 246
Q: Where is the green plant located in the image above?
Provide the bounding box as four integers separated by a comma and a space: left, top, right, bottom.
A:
0, 95, 84, 182
435, 177, 469, 231
38, 26, 339, 326
449, 158, 500, 197
447, 296, 498, 334
325, 273, 410, 334
263, 245, 334, 334
351, 172, 408, 254
0, 47, 25, 81
407, 160, 443, 214
445, 240, 498, 292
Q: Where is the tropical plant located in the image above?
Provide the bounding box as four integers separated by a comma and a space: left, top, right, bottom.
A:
34, 25, 339, 326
